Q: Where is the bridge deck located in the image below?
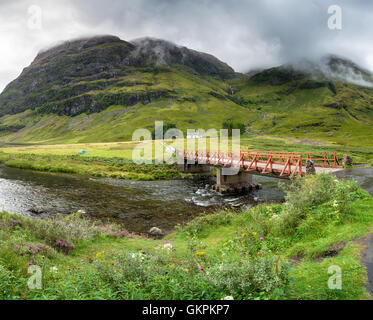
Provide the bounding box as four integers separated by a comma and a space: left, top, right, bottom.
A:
181, 151, 343, 178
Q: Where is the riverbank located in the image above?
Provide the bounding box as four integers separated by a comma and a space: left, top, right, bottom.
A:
0, 152, 184, 181
0, 137, 372, 181
1, 174, 373, 300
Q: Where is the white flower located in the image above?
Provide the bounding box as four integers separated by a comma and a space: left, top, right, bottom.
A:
333, 200, 339, 207
163, 243, 173, 251
223, 296, 234, 300
50, 266, 58, 273
77, 209, 86, 214
130, 253, 145, 260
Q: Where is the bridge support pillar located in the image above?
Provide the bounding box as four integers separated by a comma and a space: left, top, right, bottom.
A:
212, 169, 262, 194
176, 162, 213, 174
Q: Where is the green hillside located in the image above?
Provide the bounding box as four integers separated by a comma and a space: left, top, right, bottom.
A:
229, 65, 373, 147
0, 35, 372, 147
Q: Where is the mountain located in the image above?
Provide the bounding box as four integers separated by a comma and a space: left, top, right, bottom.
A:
0, 35, 234, 117
229, 55, 373, 146
0, 35, 372, 147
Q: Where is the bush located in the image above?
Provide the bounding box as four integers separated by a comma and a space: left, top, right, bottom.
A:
22, 212, 103, 252
151, 123, 177, 140
222, 120, 246, 136
278, 174, 362, 235
93, 249, 289, 300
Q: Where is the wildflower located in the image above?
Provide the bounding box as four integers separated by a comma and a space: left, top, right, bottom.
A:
163, 243, 173, 251
252, 232, 257, 236
241, 233, 247, 238
260, 237, 264, 241
196, 251, 207, 256
80, 259, 84, 262
50, 266, 58, 273
95, 251, 105, 259
27, 262, 32, 265
77, 209, 86, 214
199, 266, 204, 271
223, 296, 234, 300
333, 200, 339, 208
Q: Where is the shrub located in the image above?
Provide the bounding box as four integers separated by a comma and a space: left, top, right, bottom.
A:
54, 239, 75, 255
222, 120, 246, 136
278, 174, 362, 235
22, 212, 102, 252
14, 242, 56, 258
92, 249, 289, 300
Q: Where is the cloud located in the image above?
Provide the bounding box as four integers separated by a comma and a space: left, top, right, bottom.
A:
0, 0, 373, 92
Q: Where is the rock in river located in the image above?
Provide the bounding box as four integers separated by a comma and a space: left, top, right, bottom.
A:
149, 227, 164, 237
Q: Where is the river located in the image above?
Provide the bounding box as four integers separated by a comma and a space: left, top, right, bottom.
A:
0, 166, 285, 233
1, 166, 372, 234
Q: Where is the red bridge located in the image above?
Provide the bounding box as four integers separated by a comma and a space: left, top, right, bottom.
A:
181, 150, 342, 178
177, 151, 343, 194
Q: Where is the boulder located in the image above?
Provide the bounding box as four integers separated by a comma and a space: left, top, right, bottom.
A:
342, 155, 353, 167
29, 207, 44, 215
306, 159, 316, 175
149, 227, 164, 237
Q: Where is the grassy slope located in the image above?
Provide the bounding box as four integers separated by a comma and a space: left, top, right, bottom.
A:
1, 175, 372, 300
0, 68, 255, 144
1, 65, 373, 149
229, 75, 373, 148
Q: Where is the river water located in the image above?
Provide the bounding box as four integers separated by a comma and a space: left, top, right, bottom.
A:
0, 166, 285, 233
1, 166, 372, 234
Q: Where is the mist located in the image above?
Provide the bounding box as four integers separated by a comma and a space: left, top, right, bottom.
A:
1, 0, 373, 91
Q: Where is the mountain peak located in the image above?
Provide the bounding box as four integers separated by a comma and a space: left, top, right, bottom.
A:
33, 35, 131, 67
251, 54, 373, 87
0, 34, 235, 116
128, 37, 234, 76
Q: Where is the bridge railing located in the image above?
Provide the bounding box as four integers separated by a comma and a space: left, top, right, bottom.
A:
240, 151, 341, 168
181, 150, 341, 177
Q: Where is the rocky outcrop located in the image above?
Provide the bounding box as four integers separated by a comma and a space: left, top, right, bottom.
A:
39, 90, 175, 116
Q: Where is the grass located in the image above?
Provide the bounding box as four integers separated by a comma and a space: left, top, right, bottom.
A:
0, 134, 371, 182
0, 174, 373, 300
0, 151, 183, 181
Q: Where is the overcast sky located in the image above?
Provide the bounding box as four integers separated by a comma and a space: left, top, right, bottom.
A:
0, 0, 373, 92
